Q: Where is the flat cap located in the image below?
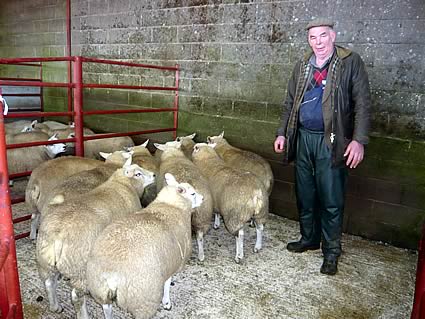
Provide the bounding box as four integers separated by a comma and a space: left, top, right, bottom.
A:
305, 18, 335, 30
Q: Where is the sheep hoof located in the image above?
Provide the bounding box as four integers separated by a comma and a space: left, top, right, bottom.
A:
253, 247, 261, 253
163, 303, 172, 311
213, 224, 219, 230
234, 257, 243, 264
50, 305, 63, 313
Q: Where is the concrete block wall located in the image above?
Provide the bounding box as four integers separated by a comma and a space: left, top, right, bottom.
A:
0, 0, 424, 249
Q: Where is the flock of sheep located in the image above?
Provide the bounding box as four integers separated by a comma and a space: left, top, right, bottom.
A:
8, 120, 274, 319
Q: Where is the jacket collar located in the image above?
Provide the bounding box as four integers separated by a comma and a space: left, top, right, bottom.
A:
303, 45, 352, 62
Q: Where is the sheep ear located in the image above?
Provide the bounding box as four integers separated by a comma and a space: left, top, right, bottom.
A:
99, 152, 111, 160
219, 131, 224, 138
123, 155, 132, 168
141, 139, 149, 147
165, 173, 178, 186
48, 133, 59, 141
154, 143, 165, 151
69, 122, 75, 128
188, 133, 196, 139
31, 120, 38, 127
122, 151, 132, 159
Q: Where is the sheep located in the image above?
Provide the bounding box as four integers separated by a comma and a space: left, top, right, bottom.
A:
36, 159, 155, 318
35, 120, 69, 131
175, 132, 196, 159
6, 130, 50, 144
127, 140, 160, 206
86, 173, 203, 319
41, 151, 133, 208
67, 132, 135, 159
154, 140, 213, 262
25, 155, 104, 239
27, 151, 131, 240
7, 133, 67, 176
207, 131, 274, 196
191, 143, 268, 263
5, 119, 35, 134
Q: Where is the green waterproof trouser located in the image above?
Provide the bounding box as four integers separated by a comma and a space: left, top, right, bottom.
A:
295, 127, 348, 258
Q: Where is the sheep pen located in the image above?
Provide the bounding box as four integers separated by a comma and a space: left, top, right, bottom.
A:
10, 178, 416, 319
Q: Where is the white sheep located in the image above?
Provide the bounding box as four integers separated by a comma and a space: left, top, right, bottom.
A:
36, 159, 155, 318
5, 119, 35, 134
26, 155, 104, 239
7, 134, 66, 176
192, 143, 268, 263
86, 173, 203, 319
67, 132, 135, 159
154, 140, 214, 261
6, 130, 50, 144
127, 140, 159, 206
175, 132, 196, 159
207, 131, 274, 196
42, 151, 133, 208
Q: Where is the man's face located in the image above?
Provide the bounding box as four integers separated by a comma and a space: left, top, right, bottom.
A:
307, 26, 336, 61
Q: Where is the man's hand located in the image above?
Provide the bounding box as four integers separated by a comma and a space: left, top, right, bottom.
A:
344, 140, 364, 168
274, 136, 286, 153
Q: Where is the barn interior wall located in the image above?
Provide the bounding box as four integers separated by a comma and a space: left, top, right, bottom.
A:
0, 0, 424, 249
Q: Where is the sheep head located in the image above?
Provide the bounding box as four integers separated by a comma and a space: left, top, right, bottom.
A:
165, 173, 203, 209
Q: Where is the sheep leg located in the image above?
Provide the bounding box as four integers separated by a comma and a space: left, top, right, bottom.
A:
102, 304, 113, 319
45, 272, 62, 313
213, 213, 220, 229
30, 213, 40, 240
162, 277, 172, 310
254, 222, 264, 253
235, 228, 244, 264
71, 288, 89, 319
196, 230, 205, 262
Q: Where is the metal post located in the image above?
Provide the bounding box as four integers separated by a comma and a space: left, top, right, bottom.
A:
72, 56, 84, 157
173, 64, 179, 140
411, 223, 425, 319
0, 99, 23, 319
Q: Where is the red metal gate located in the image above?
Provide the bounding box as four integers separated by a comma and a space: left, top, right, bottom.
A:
0, 56, 179, 319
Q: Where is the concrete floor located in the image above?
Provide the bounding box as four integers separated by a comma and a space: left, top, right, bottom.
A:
9, 179, 417, 319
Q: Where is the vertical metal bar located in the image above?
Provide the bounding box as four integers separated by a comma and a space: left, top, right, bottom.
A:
411, 223, 425, 319
73, 57, 84, 157
66, 0, 73, 122
39, 63, 44, 115
0, 100, 23, 319
173, 64, 179, 140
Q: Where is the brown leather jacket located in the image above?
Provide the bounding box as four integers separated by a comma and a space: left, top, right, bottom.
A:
276, 46, 371, 167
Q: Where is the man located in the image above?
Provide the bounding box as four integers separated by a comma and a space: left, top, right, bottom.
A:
274, 18, 371, 275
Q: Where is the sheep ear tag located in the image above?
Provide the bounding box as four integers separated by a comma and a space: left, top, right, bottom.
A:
124, 167, 135, 178
165, 173, 178, 186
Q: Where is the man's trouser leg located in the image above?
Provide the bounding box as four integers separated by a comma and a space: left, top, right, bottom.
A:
315, 150, 347, 258
295, 128, 322, 246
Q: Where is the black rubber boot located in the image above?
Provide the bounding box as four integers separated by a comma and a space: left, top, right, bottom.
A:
287, 240, 320, 253
320, 256, 338, 275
